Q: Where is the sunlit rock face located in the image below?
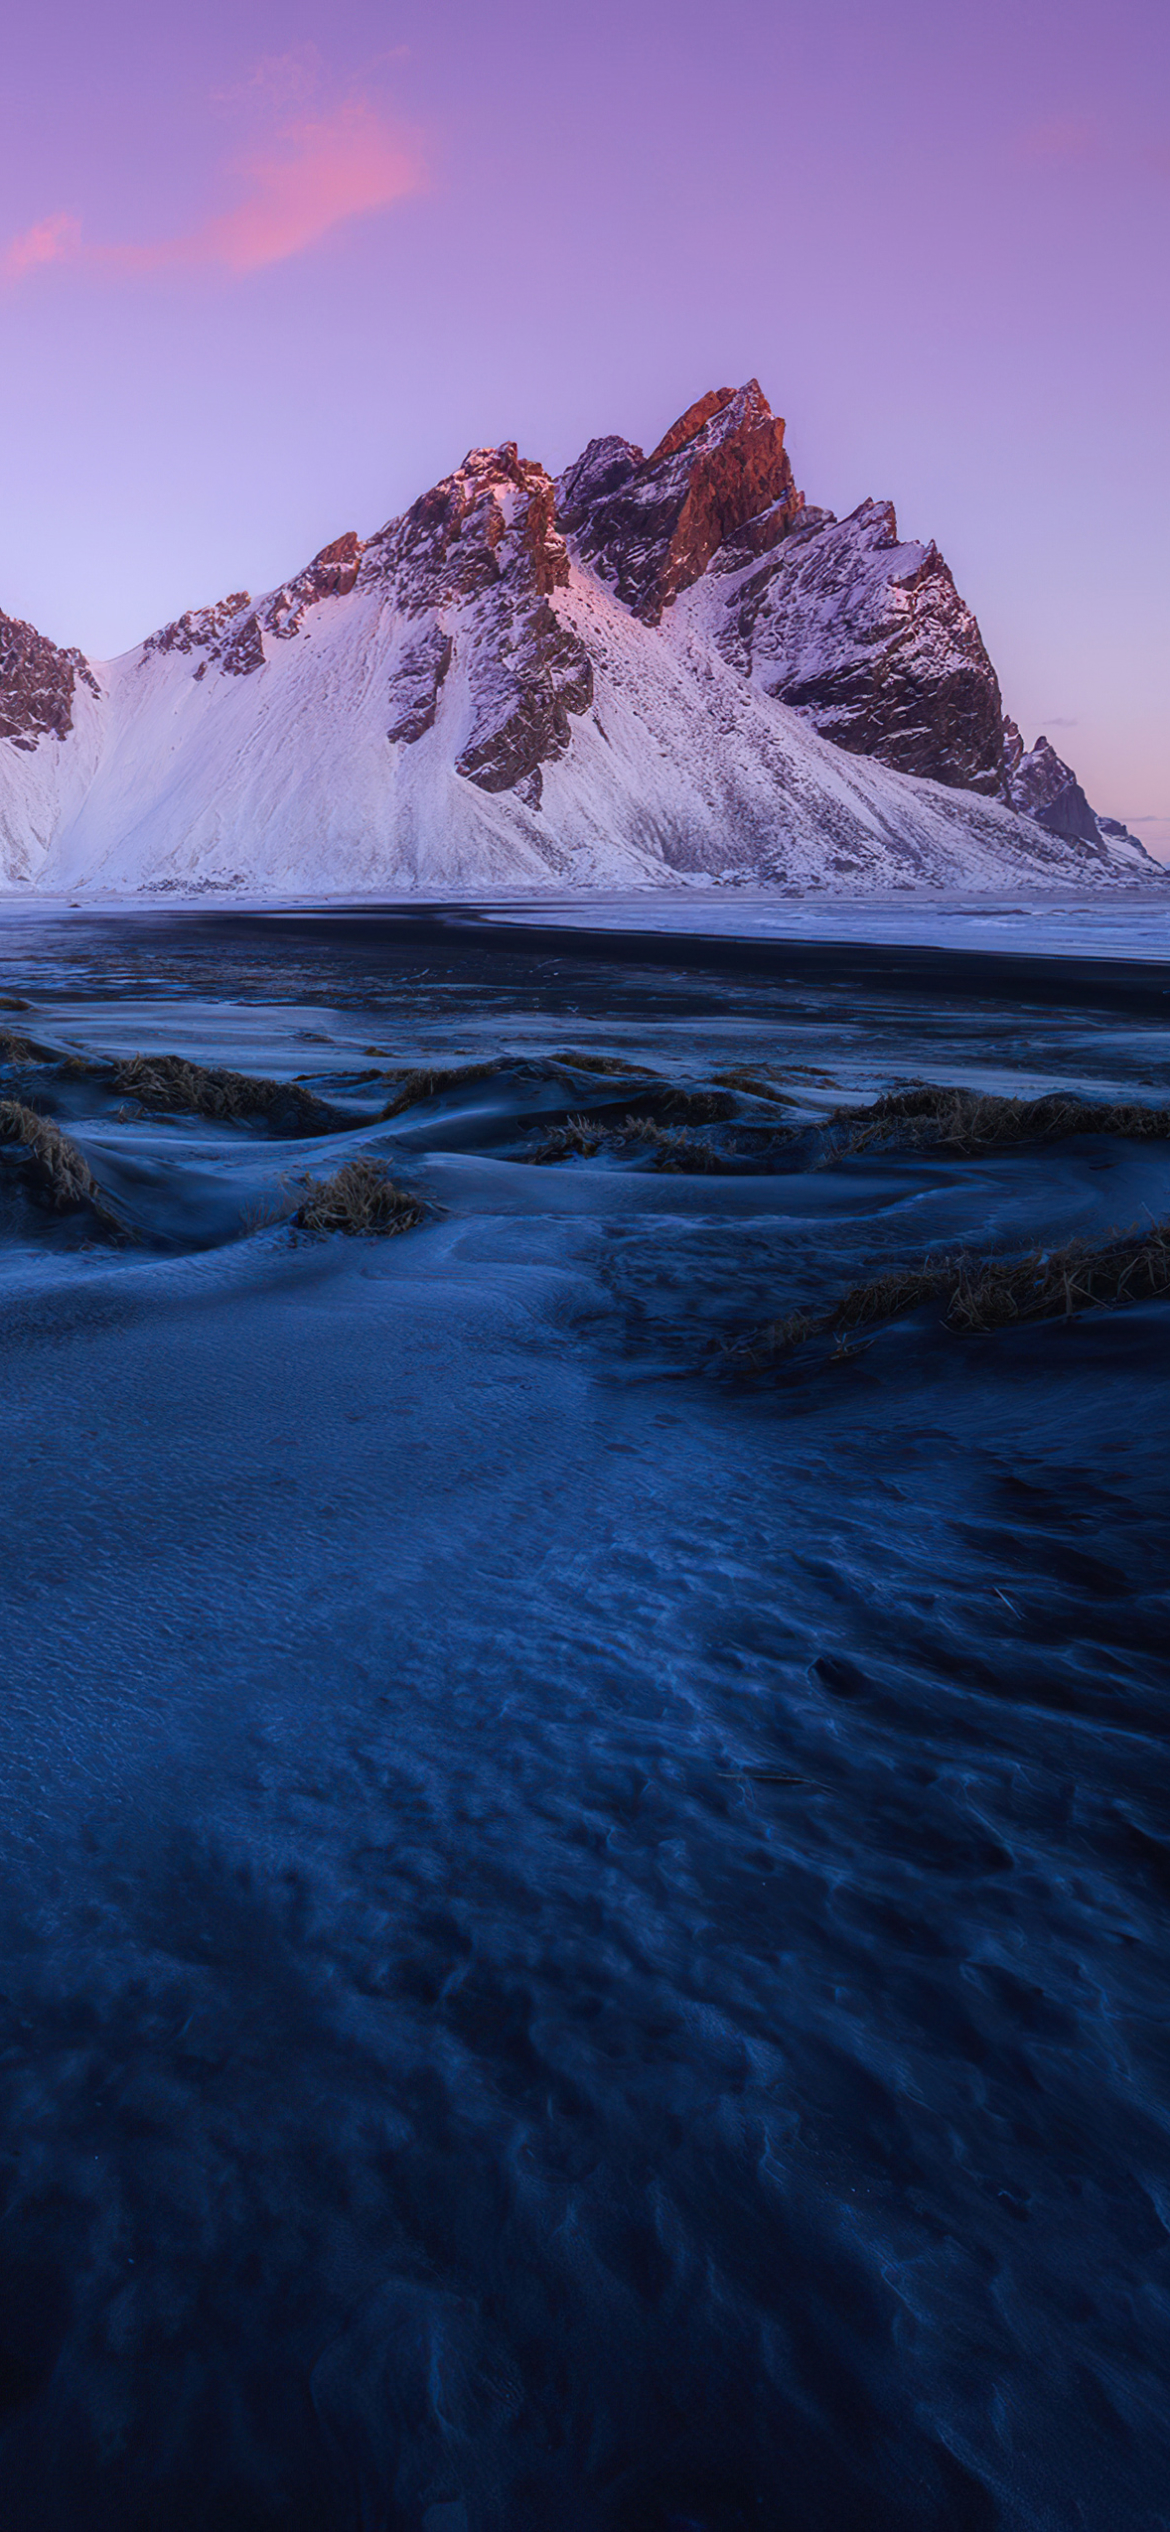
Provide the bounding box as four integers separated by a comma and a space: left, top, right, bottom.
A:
556, 380, 803, 623
555, 388, 1007, 795
0, 609, 100, 749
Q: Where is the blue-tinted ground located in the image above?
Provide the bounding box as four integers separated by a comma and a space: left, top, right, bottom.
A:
1, 908, 1168, 2531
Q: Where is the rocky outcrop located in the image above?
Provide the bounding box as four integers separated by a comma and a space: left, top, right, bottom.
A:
364, 442, 593, 804
364, 442, 570, 608
142, 591, 259, 676
453, 596, 592, 803
1002, 720, 1099, 845
386, 626, 454, 746
141, 533, 367, 681
703, 498, 1006, 795
0, 610, 99, 751
557, 381, 802, 623
1000, 721, 1154, 864
264, 533, 363, 639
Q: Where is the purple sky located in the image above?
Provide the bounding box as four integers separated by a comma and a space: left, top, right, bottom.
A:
2, 0, 1167, 849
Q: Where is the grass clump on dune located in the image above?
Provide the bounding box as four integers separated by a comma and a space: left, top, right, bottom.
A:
552, 1049, 657, 1078
730, 1222, 1170, 1370
526, 1114, 609, 1165
379, 1059, 504, 1119
0, 1028, 57, 1066
293, 1157, 427, 1237
710, 1067, 799, 1104
829, 1084, 1170, 1158
0, 1099, 122, 1231
655, 1087, 738, 1125
619, 1116, 735, 1172
525, 1110, 787, 1171
114, 1053, 341, 1135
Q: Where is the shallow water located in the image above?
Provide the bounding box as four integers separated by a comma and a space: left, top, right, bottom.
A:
1, 910, 1169, 2531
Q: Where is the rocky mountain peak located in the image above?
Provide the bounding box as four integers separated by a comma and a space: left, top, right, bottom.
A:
362, 442, 571, 613
1002, 718, 1115, 854
0, 608, 100, 751
559, 379, 803, 623
555, 436, 643, 525
645, 385, 742, 466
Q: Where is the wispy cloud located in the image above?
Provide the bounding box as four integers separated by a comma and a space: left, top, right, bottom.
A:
2, 73, 425, 285
5, 211, 85, 280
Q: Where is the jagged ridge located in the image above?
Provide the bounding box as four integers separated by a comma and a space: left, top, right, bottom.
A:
0, 380, 1156, 895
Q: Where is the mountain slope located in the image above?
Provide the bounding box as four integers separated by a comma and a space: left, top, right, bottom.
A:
0, 384, 1156, 897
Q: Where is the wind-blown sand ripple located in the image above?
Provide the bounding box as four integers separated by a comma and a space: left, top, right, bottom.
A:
0, 907, 1168, 2531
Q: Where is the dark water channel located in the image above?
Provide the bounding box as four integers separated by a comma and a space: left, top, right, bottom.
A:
1, 908, 1168, 2530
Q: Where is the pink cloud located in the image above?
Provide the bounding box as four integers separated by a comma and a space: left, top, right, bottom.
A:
4, 210, 84, 280
2, 95, 424, 285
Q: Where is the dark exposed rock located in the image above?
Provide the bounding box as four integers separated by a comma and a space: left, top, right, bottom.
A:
143, 533, 366, 682
218, 611, 265, 679
387, 627, 454, 745
131, 441, 593, 800
560, 381, 802, 623
555, 436, 642, 526
0, 610, 99, 751
363, 442, 570, 609
714, 499, 1006, 795
1002, 720, 1106, 854
142, 592, 255, 670
556, 385, 1006, 793
455, 598, 593, 799
363, 444, 593, 799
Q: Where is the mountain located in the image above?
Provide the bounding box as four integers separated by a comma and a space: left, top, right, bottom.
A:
1001, 718, 1143, 862
0, 380, 1156, 897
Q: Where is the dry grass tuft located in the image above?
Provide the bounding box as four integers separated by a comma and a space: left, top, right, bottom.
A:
380, 1060, 503, 1119
552, 1049, 657, 1078
829, 1083, 1170, 1158
293, 1157, 427, 1237
657, 1087, 738, 1124
0, 1098, 122, 1230
945, 1231, 1170, 1330
0, 1031, 42, 1065
526, 1114, 609, 1165
618, 1115, 731, 1172
710, 1067, 799, 1103
525, 1107, 795, 1171
730, 1223, 1170, 1369
113, 1053, 340, 1135
237, 1189, 298, 1238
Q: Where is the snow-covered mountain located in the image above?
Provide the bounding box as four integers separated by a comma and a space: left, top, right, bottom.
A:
0, 381, 1156, 897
